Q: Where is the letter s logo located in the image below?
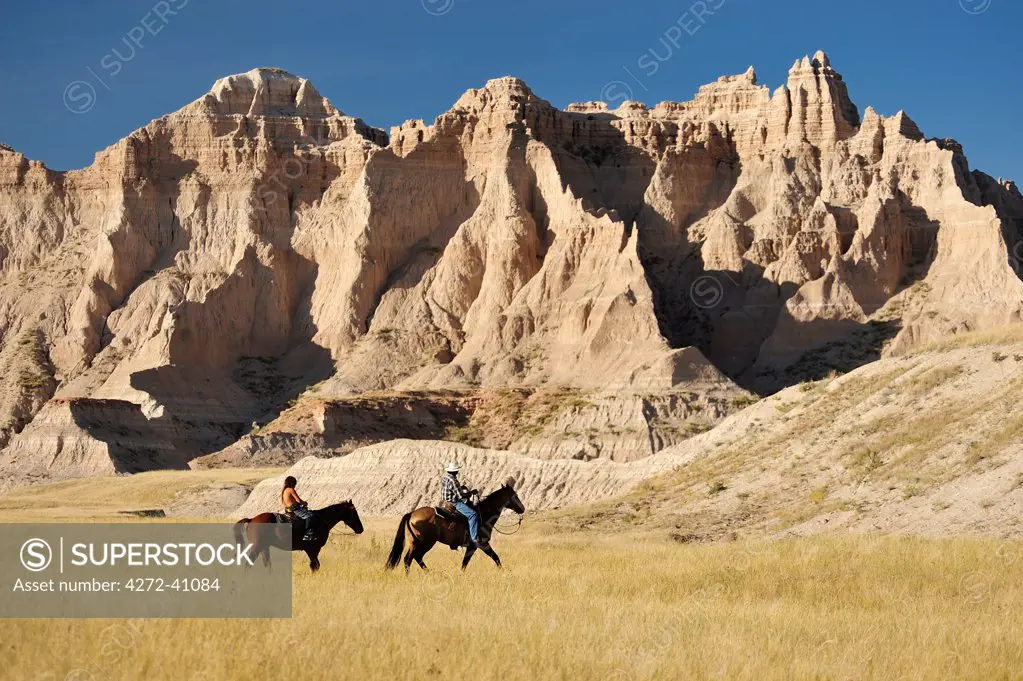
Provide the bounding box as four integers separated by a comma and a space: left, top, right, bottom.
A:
20, 538, 52, 572
63, 81, 96, 114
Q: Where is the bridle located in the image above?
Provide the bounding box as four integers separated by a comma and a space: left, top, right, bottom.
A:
483, 487, 525, 535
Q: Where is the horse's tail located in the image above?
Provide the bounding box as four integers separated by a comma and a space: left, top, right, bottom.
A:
385, 512, 412, 570
233, 518, 251, 549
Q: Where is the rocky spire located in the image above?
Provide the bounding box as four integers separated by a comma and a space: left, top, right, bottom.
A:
205, 68, 337, 119
784, 50, 860, 149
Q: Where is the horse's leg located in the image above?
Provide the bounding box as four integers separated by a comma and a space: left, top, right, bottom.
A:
305, 546, 321, 573
413, 539, 435, 571
480, 545, 502, 568
461, 544, 477, 570
403, 535, 417, 575
261, 548, 272, 573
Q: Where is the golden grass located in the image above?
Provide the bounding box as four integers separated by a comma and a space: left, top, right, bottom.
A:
0, 521, 1020, 681
0, 469, 281, 521
903, 364, 964, 398
911, 323, 1023, 354
839, 372, 1023, 484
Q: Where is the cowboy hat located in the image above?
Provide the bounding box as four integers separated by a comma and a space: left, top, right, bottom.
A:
445, 461, 461, 473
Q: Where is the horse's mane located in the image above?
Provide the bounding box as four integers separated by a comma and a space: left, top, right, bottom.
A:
480, 484, 514, 507
316, 500, 354, 513
482, 485, 507, 499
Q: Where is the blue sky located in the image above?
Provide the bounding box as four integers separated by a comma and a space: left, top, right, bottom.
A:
1, 0, 1019, 180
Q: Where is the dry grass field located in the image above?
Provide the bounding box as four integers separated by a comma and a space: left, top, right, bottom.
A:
0, 510, 1020, 681
0, 469, 282, 521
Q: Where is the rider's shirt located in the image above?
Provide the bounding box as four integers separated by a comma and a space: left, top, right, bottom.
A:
440, 474, 471, 504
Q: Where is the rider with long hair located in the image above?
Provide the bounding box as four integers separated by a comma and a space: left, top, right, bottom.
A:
282, 476, 319, 544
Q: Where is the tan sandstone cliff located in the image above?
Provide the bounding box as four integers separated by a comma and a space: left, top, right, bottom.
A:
0, 53, 1020, 483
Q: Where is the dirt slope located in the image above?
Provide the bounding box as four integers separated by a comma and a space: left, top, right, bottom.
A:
196, 381, 745, 468
239, 329, 1023, 538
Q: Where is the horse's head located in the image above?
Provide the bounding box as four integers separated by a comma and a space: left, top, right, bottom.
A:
340, 499, 364, 534
492, 476, 525, 514
477, 478, 526, 524
504, 483, 526, 515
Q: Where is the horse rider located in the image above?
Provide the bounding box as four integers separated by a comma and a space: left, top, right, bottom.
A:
440, 462, 487, 548
281, 475, 319, 544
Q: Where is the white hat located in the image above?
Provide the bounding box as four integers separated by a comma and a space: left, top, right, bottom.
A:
445, 461, 461, 473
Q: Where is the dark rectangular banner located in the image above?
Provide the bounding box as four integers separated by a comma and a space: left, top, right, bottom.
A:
0, 523, 292, 618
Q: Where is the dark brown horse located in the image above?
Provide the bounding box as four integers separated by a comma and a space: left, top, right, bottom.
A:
234, 500, 363, 573
385, 482, 525, 572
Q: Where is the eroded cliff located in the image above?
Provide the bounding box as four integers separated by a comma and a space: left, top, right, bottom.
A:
1, 53, 1020, 482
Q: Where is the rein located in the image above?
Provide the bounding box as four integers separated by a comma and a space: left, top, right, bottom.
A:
491, 513, 523, 535
477, 488, 524, 536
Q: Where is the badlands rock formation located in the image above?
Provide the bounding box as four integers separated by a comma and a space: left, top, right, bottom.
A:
195, 384, 740, 468
236, 439, 666, 518
1, 53, 1021, 483
241, 335, 1023, 539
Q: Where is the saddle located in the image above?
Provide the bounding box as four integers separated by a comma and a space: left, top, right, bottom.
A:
435, 501, 463, 522
276, 512, 310, 539
435, 501, 474, 550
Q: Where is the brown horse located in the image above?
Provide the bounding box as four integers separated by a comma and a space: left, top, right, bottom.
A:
385, 482, 525, 572
234, 500, 363, 573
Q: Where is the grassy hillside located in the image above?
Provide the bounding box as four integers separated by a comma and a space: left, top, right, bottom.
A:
550, 331, 1023, 541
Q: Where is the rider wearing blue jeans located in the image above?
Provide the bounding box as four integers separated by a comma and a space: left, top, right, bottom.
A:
440, 462, 486, 548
